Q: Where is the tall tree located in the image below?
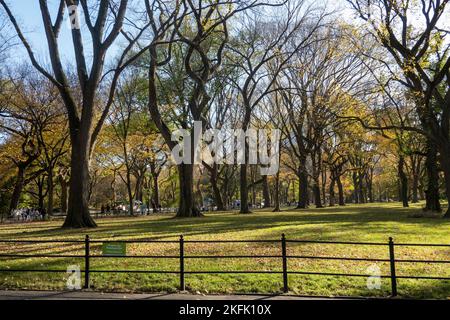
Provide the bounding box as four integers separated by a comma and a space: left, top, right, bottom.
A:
348, 0, 450, 217
227, 1, 325, 213
0, 0, 148, 227
109, 73, 147, 216
142, 0, 277, 217
0, 69, 65, 215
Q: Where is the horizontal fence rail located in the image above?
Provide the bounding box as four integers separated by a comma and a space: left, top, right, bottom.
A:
0, 235, 449, 297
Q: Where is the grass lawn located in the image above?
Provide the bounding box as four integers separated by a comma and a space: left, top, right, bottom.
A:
0, 202, 449, 299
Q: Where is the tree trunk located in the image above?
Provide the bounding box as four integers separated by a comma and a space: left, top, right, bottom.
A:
321, 170, 327, 203
424, 140, 441, 212
439, 148, 450, 218
37, 177, 45, 211
442, 161, 450, 218
418, 179, 425, 201
152, 174, 160, 209
367, 168, 374, 203
126, 170, 134, 216
63, 138, 97, 228
196, 177, 203, 209
306, 177, 311, 206
262, 175, 271, 208
59, 176, 68, 214
176, 163, 202, 217
111, 171, 117, 205
240, 164, 250, 213
210, 168, 225, 211
297, 164, 308, 209
291, 180, 295, 204
336, 175, 345, 206
410, 155, 420, 203
411, 173, 419, 203
329, 177, 335, 207
251, 174, 256, 207
358, 172, 366, 203
398, 156, 409, 208
352, 172, 359, 203
273, 171, 280, 212
312, 181, 323, 208
134, 174, 144, 202
367, 181, 373, 203
8, 166, 25, 216
46, 169, 53, 218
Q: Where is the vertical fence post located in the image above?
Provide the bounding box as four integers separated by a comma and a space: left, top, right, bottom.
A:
84, 234, 90, 289
179, 235, 185, 291
281, 233, 288, 293
388, 237, 397, 297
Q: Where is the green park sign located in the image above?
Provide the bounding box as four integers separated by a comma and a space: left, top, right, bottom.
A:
102, 242, 126, 256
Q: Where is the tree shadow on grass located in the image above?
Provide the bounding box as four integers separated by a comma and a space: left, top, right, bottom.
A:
396, 279, 450, 299
1, 257, 448, 299
1, 204, 449, 244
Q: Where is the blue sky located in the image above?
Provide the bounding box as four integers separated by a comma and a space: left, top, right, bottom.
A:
2, 0, 351, 68
2, 0, 131, 69
6, 0, 77, 63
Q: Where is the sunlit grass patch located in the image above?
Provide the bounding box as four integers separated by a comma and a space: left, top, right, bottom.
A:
0, 202, 449, 298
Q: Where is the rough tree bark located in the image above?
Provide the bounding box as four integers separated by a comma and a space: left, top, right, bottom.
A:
152, 175, 160, 209
149, 162, 161, 211
398, 155, 409, 208
352, 172, 359, 204
358, 171, 366, 204
177, 163, 202, 217
424, 140, 441, 212
297, 162, 308, 209
37, 176, 45, 210
273, 171, 281, 212
312, 182, 323, 208
46, 169, 53, 218
211, 170, 225, 211
329, 178, 336, 207
336, 175, 345, 206
63, 137, 96, 227
439, 145, 450, 218
8, 166, 26, 216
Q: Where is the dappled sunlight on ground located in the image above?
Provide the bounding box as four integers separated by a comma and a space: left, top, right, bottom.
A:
0, 203, 449, 298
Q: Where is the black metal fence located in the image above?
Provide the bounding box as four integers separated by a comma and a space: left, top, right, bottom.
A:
0, 235, 449, 297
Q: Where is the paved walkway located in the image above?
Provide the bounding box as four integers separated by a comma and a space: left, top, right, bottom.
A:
0, 290, 346, 300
